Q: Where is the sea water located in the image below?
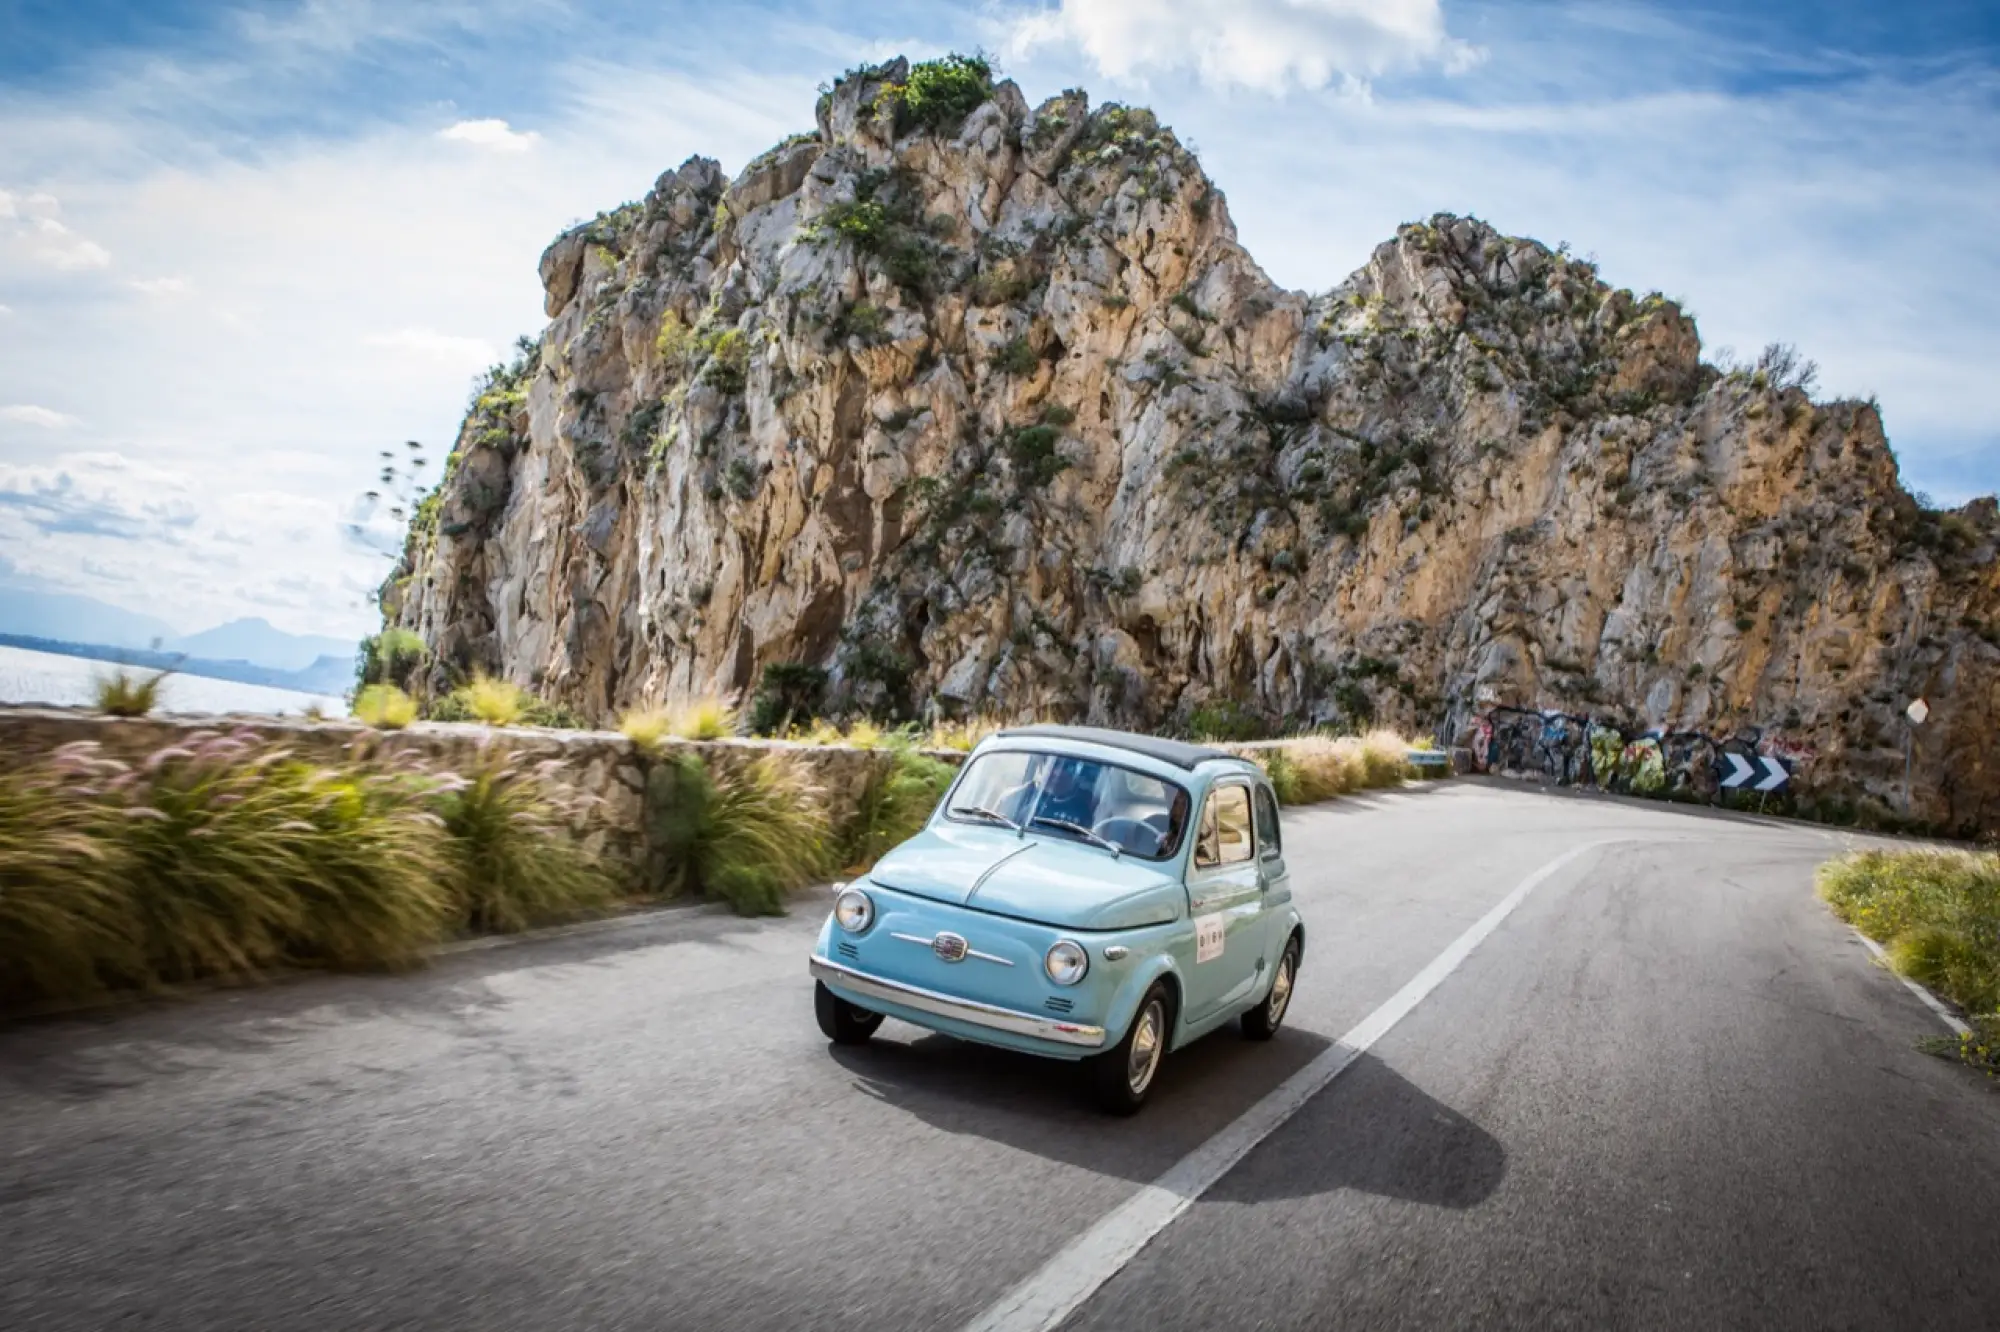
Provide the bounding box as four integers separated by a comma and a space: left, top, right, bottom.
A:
0, 644, 347, 717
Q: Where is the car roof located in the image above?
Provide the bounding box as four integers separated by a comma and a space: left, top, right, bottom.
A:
990, 724, 1254, 774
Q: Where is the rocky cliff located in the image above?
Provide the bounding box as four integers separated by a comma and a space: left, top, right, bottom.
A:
383, 57, 2000, 832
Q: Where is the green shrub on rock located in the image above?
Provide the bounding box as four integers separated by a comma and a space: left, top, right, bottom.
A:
878, 53, 993, 136
357, 627, 425, 691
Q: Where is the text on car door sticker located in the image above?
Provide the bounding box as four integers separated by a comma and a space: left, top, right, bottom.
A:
1195, 913, 1225, 964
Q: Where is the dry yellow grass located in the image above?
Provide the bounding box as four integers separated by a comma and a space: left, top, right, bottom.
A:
619, 695, 739, 749
926, 715, 1006, 752
1248, 731, 1421, 806
460, 673, 528, 727
353, 684, 418, 730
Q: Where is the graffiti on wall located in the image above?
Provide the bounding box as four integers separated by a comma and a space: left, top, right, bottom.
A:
1463, 706, 1816, 801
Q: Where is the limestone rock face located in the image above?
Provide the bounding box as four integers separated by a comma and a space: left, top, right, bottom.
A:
385, 59, 2000, 832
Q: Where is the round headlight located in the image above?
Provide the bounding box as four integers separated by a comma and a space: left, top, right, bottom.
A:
1045, 939, 1089, 986
834, 888, 874, 934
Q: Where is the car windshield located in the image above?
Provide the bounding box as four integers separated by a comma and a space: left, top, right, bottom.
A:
945, 750, 1191, 860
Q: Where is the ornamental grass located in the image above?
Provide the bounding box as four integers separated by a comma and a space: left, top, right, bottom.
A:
0, 730, 609, 1009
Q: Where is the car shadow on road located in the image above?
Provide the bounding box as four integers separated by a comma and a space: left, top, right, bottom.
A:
830, 1026, 1504, 1208
1203, 1049, 1507, 1209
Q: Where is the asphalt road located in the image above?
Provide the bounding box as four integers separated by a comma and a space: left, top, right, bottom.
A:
3, 780, 1996, 1331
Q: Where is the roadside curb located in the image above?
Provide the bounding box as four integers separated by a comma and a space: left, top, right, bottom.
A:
1, 897, 735, 1027
1848, 927, 1974, 1038
427, 899, 726, 956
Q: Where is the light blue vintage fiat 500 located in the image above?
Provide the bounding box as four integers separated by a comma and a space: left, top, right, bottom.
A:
809, 725, 1302, 1113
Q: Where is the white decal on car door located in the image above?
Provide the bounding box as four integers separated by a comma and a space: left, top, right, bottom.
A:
1195, 913, 1226, 964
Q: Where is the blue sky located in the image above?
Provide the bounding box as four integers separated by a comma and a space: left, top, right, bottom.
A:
1, 0, 1995, 638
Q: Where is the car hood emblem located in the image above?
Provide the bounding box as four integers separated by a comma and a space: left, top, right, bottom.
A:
932, 932, 969, 963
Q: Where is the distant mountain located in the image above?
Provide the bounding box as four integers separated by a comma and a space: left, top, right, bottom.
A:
171, 617, 358, 673
0, 586, 178, 649
0, 634, 354, 698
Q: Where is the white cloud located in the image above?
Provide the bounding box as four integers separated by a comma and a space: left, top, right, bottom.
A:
0, 31, 800, 637
128, 275, 191, 295
1009, 0, 1483, 92
0, 451, 199, 540
440, 118, 540, 151
0, 404, 79, 428
0, 190, 113, 270
365, 327, 501, 367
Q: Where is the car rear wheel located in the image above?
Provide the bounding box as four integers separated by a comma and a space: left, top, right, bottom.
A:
1087, 982, 1172, 1115
1241, 936, 1299, 1041
815, 981, 885, 1045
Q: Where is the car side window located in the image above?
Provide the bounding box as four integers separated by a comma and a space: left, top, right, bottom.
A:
1253, 786, 1281, 857
1194, 785, 1254, 869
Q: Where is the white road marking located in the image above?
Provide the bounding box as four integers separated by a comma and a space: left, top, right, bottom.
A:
1849, 928, 1972, 1038
960, 839, 1618, 1332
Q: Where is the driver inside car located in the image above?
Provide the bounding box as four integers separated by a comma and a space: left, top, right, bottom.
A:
1030, 758, 1100, 831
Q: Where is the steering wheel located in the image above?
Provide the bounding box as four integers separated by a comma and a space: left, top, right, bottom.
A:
1091, 816, 1163, 858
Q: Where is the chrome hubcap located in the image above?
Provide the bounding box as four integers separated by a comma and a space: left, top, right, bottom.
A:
1127, 1000, 1164, 1095
1269, 954, 1294, 1023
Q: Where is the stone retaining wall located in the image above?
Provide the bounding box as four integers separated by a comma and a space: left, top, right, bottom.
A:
0, 708, 959, 888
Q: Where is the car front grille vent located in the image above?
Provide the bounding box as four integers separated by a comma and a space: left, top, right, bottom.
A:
836, 941, 859, 961
1044, 996, 1075, 1014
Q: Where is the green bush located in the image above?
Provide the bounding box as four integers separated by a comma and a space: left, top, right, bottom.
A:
435, 750, 614, 934
1819, 850, 2000, 1018
1006, 423, 1069, 486
644, 751, 831, 914
880, 53, 993, 135
94, 668, 167, 717
841, 740, 954, 870
699, 327, 750, 394
990, 336, 1039, 376
833, 301, 891, 345
748, 663, 828, 736
357, 628, 425, 690
1188, 699, 1266, 742
808, 170, 937, 293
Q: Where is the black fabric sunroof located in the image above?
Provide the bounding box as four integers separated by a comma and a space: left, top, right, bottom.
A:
992, 724, 1236, 771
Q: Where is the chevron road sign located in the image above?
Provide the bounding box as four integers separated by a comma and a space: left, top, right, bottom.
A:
1720, 752, 1789, 792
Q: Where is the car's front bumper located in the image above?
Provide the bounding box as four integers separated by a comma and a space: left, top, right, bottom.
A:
809, 956, 1108, 1049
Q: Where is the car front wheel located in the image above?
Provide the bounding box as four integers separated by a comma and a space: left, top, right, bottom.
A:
1241, 936, 1299, 1041
1086, 982, 1173, 1115
815, 981, 885, 1045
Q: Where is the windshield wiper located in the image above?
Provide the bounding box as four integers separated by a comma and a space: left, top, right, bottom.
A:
955, 804, 1022, 831
1030, 816, 1121, 857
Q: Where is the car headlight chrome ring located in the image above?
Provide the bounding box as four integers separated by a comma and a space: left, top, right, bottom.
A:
1045, 938, 1089, 986
834, 887, 874, 934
